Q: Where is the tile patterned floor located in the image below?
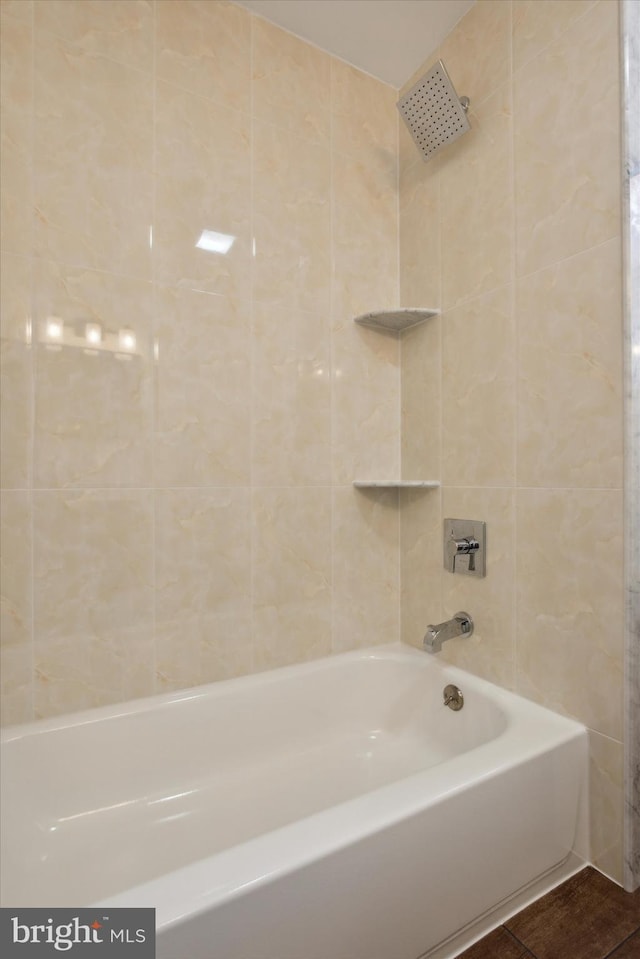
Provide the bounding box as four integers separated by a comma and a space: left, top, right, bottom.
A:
456, 867, 640, 959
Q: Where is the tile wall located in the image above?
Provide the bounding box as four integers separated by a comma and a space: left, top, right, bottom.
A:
0, 0, 401, 721
1, 0, 628, 889
399, 0, 625, 882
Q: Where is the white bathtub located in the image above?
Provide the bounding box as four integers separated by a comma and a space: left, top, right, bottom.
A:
0, 643, 587, 959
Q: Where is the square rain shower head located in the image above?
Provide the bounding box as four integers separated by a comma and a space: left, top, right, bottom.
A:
397, 60, 471, 163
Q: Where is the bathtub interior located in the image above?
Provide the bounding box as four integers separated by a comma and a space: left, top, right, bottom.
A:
0, 644, 586, 931
1, 648, 510, 907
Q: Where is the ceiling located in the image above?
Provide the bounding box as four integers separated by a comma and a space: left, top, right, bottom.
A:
232, 0, 475, 88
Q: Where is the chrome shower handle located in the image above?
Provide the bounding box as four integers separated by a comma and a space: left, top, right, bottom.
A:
443, 519, 486, 577
446, 535, 479, 572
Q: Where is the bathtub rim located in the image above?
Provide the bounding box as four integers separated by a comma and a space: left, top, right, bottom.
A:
0, 641, 585, 744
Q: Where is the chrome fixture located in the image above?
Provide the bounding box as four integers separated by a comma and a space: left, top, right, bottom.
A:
423, 612, 474, 653
397, 59, 471, 164
443, 684, 464, 711
444, 518, 486, 577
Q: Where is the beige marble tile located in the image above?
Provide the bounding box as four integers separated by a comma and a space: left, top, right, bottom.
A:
398, 111, 422, 174
154, 80, 250, 296
32, 260, 153, 488
1, 12, 32, 112
332, 152, 398, 321
512, 0, 599, 73
253, 121, 331, 315
33, 30, 153, 278
156, 622, 201, 694
399, 156, 440, 309
1, 104, 32, 258
154, 286, 250, 487
34, 626, 154, 718
435, 0, 511, 107
0, 490, 31, 648
332, 486, 399, 653
1, 254, 31, 490
440, 487, 516, 691
85, 628, 154, 708
200, 615, 253, 684
155, 488, 251, 626
34, 634, 97, 718
252, 301, 331, 487
589, 729, 623, 884
1, 0, 32, 22
442, 285, 515, 487
33, 489, 154, 646
331, 57, 397, 170
0, 644, 32, 726
1, 14, 33, 257
252, 487, 332, 670
401, 318, 441, 482
400, 487, 442, 648
440, 82, 512, 311
331, 315, 400, 487
156, 0, 250, 113
516, 489, 624, 740
514, 0, 620, 277
517, 240, 623, 490
35, 0, 153, 73
156, 613, 253, 693
0, 12, 33, 113
120, 632, 156, 702
252, 16, 330, 145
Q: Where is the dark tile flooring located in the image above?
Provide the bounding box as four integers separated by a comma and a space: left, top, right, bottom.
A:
456, 867, 640, 959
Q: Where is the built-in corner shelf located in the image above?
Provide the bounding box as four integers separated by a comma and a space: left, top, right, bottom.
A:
352, 309, 440, 490
353, 480, 440, 489
354, 308, 439, 334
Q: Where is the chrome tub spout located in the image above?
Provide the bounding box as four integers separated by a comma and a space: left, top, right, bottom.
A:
423, 612, 473, 653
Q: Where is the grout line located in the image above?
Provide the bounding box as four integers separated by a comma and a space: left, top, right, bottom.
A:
502, 925, 537, 958
149, 71, 249, 116
589, 728, 625, 748
602, 927, 640, 959
438, 281, 513, 322
329, 55, 336, 656
28, 20, 154, 80
509, 0, 520, 697
20, 483, 624, 495
149, 0, 158, 699
436, 484, 623, 493
514, 233, 621, 285
435, 234, 620, 318
437, 156, 444, 623
395, 78, 402, 647
28, 0, 36, 723
248, 10, 256, 675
